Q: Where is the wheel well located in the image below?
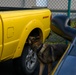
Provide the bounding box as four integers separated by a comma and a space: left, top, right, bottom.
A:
26, 28, 43, 44
30, 28, 42, 35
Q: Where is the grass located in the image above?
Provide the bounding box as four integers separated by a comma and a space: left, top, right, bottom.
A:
71, 18, 76, 28
46, 31, 67, 44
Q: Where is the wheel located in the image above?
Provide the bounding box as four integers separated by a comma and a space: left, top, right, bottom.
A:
13, 45, 38, 75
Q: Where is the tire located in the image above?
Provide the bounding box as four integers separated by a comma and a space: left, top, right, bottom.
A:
13, 45, 38, 75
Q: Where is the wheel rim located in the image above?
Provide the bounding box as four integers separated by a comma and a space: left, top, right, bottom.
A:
25, 47, 37, 70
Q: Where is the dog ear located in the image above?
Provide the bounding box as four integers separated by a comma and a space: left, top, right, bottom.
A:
28, 36, 40, 44
28, 39, 32, 44
28, 36, 35, 44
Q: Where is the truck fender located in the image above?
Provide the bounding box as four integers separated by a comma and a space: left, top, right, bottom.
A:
13, 19, 44, 59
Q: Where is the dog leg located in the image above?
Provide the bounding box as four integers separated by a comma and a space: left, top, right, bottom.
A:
39, 62, 45, 75
48, 63, 52, 75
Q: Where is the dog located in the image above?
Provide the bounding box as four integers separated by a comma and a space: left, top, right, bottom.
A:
28, 36, 68, 75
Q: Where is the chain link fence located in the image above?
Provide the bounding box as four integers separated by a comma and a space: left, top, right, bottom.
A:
0, 0, 23, 7
0, 0, 75, 18
0, 0, 75, 43
0, 1, 75, 11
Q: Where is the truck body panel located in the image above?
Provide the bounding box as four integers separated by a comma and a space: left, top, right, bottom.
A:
0, 8, 51, 60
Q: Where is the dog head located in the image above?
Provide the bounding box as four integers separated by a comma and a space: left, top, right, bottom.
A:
28, 36, 42, 52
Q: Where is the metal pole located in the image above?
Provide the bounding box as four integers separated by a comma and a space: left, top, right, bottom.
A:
66, 0, 71, 44
68, 0, 71, 17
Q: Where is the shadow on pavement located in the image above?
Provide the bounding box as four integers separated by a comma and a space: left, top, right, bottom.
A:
0, 60, 48, 75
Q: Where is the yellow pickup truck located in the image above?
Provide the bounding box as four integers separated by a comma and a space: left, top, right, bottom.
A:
0, 7, 51, 75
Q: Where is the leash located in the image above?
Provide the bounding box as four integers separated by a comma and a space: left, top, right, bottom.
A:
51, 46, 55, 62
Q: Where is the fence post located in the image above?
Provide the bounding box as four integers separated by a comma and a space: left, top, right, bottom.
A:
66, 0, 71, 44
68, 0, 71, 17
